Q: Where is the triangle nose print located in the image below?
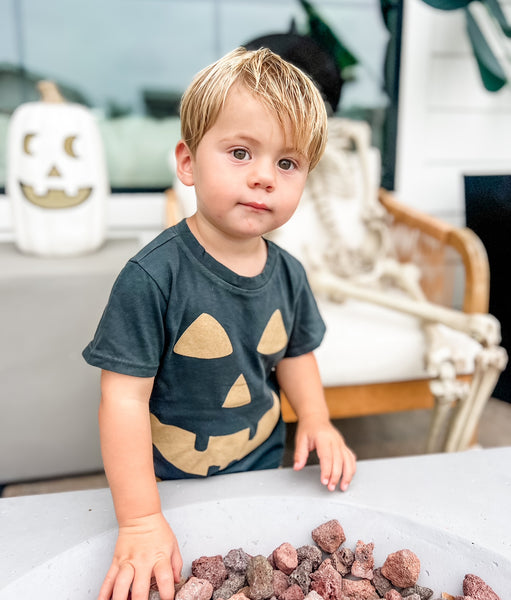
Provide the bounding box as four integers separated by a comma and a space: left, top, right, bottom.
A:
222, 374, 252, 408
48, 165, 61, 177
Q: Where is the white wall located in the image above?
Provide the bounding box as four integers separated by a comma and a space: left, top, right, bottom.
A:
395, 0, 511, 225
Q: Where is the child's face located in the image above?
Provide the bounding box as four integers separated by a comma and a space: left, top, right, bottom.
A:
177, 86, 310, 241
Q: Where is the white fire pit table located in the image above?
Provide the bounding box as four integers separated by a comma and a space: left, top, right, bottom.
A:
1, 448, 510, 599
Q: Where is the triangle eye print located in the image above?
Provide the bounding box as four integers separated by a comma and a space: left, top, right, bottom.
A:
257, 309, 288, 355
173, 313, 233, 358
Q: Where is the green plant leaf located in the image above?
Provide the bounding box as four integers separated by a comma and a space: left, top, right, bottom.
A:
420, 0, 471, 9
421, 0, 511, 36
482, 0, 511, 37
298, 0, 358, 76
465, 6, 507, 90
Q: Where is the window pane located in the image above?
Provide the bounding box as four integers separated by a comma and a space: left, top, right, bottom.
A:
0, 0, 400, 191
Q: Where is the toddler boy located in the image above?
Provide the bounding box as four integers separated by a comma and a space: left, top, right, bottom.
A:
83, 46, 356, 600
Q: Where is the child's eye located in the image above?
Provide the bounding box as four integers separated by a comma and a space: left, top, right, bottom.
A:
232, 148, 250, 161
278, 159, 296, 171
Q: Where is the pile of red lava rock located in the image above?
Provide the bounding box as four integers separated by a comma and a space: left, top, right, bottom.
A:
146, 519, 502, 600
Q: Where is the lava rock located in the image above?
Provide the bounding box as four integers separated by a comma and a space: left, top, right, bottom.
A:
225, 549, 252, 574
280, 583, 305, 600
214, 573, 247, 600
272, 569, 290, 598
351, 540, 375, 579
273, 543, 298, 575
384, 591, 403, 600
372, 567, 393, 596
311, 520, 346, 553
192, 555, 228, 590
381, 549, 421, 588
247, 555, 274, 600
176, 577, 214, 600
229, 593, 252, 600
463, 574, 501, 600
289, 558, 313, 595
304, 592, 324, 600
330, 547, 355, 577
340, 578, 379, 600
309, 562, 343, 600
401, 585, 434, 600
297, 545, 323, 570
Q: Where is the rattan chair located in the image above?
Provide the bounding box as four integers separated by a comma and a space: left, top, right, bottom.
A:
167, 118, 507, 452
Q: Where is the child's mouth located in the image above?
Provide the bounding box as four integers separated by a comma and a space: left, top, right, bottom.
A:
241, 202, 270, 212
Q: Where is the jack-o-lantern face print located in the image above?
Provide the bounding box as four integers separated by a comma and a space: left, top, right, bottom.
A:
151, 309, 289, 477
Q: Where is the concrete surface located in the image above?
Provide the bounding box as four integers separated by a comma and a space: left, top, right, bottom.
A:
0, 448, 510, 599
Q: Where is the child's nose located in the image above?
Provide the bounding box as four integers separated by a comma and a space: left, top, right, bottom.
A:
248, 160, 276, 191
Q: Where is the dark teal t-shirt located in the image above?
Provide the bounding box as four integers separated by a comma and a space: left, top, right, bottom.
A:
83, 219, 325, 479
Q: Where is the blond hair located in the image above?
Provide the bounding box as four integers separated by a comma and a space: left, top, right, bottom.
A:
179, 47, 328, 171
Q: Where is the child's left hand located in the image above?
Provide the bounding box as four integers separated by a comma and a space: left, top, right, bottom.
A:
293, 416, 356, 492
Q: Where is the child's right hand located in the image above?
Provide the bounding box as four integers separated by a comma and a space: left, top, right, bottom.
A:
98, 511, 183, 600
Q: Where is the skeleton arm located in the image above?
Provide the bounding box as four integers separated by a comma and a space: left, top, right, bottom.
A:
309, 267, 502, 348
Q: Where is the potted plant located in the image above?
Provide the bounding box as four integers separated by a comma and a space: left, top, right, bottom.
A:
420, 0, 511, 91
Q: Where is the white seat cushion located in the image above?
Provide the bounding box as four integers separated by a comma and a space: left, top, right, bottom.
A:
315, 298, 481, 387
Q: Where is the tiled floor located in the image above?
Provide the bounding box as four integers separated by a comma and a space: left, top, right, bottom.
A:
2, 398, 510, 498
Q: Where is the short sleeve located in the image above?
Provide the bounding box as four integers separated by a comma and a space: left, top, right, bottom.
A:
82, 260, 167, 377
284, 266, 326, 358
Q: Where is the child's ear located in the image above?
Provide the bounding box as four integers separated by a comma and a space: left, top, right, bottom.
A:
175, 140, 195, 187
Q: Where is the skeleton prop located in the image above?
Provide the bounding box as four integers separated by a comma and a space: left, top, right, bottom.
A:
274, 118, 508, 453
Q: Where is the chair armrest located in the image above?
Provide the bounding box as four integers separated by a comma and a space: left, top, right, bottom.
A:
378, 188, 490, 314
165, 188, 182, 227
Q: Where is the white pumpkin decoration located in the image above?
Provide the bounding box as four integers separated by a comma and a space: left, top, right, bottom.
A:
6, 81, 108, 256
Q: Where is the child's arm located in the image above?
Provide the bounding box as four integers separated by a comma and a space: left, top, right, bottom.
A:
98, 370, 183, 600
276, 352, 356, 492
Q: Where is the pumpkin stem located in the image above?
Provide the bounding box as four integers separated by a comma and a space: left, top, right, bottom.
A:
37, 80, 65, 103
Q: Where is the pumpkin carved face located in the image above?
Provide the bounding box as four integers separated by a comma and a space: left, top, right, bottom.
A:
6, 83, 108, 256
19, 128, 93, 209
9, 104, 104, 210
